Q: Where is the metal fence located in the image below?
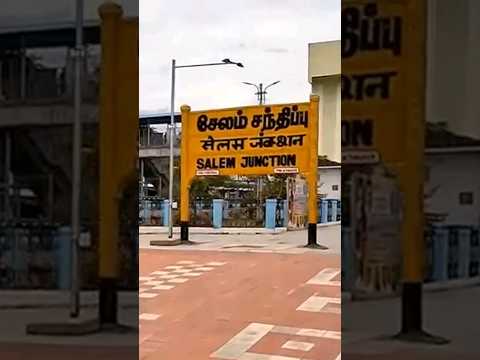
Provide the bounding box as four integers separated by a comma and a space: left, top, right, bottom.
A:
0, 222, 58, 289
139, 198, 164, 225
190, 199, 213, 227
222, 199, 264, 228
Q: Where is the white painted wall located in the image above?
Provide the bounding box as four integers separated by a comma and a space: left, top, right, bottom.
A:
309, 41, 341, 163
312, 76, 341, 163
425, 151, 480, 226
318, 167, 341, 200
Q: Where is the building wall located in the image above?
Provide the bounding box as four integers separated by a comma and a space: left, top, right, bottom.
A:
308, 41, 341, 80
425, 151, 480, 226
312, 76, 341, 163
318, 167, 341, 200
308, 41, 341, 163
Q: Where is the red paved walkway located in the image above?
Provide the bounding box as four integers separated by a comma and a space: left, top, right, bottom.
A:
140, 249, 341, 360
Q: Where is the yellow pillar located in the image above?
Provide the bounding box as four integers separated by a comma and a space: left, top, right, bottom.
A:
402, 0, 427, 284
115, 18, 138, 198
98, 2, 138, 324
98, 1, 122, 281
180, 105, 191, 241
307, 95, 321, 247
396, 0, 445, 341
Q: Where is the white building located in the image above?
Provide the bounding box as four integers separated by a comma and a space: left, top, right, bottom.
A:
308, 40, 341, 199
425, 124, 480, 226
317, 159, 341, 200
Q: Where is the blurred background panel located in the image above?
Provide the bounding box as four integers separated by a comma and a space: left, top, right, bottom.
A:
0, 1, 138, 358
342, 0, 480, 359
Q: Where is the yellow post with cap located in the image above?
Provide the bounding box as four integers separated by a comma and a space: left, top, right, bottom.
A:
98, 1, 138, 324
180, 104, 192, 241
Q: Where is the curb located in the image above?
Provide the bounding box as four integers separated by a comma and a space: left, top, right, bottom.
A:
342, 277, 480, 302
150, 239, 182, 246
140, 227, 287, 236
317, 221, 341, 228
140, 224, 340, 235
424, 277, 480, 292
0, 291, 137, 310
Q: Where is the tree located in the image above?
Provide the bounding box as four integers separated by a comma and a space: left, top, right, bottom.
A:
189, 176, 231, 200
262, 175, 288, 199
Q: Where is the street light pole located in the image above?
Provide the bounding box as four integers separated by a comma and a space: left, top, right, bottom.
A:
168, 59, 176, 238
242, 80, 280, 105
71, 0, 83, 318
241, 80, 281, 223
168, 58, 243, 239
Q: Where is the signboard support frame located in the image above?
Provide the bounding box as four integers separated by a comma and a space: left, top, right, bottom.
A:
179, 105, 195, 244
305, 96, 327, 249
393, 0, 448, 345
178, 95, 327, 249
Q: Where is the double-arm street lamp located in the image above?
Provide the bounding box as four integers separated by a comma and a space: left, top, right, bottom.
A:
241, 80, 281, 221
242, 80, 280, 105
168, 58, 244, 238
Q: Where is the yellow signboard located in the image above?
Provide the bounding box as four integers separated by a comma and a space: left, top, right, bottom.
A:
179, 96, 320, 245
342, 0, 426, 282
342, 0, 410, 163
182, 100, 318, 177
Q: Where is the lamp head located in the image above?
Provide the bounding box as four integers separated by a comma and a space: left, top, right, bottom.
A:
223, 58, 243, 67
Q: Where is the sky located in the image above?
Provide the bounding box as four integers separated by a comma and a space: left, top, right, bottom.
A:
140, 0, 340, 115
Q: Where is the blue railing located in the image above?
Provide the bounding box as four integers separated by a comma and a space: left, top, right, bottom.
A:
318, 199, 341, 223
0, 221, 138, 290
0, 223, 58, 289
426, 225, 480, 282
341, 225, 480, 292
140, 198, 343, 228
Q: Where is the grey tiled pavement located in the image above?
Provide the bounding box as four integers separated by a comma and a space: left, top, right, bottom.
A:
140, 224, 341, 254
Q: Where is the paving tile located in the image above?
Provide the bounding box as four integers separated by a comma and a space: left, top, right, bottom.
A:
166, 278, 189, 284
281, 340, 314, 352
143, 280, 165, 286
150, 271, 170, 275
139, 292, 158, 299
139, 313, 161, 321
152, 285, 175, 290
296, 296, 341, 313
205, 261, 227, 266
182, 272, 202, 277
